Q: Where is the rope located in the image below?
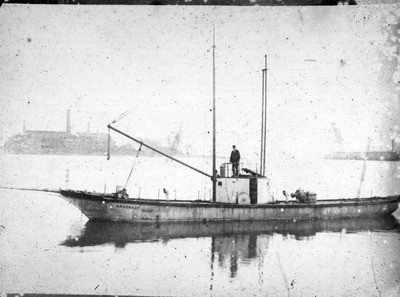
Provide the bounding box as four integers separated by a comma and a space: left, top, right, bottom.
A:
123, 143, 143, 189
201, 105, 210, 200
107, 127, 111, 160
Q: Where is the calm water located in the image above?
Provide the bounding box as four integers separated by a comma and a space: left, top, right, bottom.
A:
0, 154, 399, 296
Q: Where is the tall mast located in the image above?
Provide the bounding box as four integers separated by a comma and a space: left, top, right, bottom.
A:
261, 55, 268, 177
212, 26, 217, 202
263, 55, 267, 177
260, 64, 265, 175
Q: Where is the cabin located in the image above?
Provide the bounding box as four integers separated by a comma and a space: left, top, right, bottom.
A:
215, 164, 273, 205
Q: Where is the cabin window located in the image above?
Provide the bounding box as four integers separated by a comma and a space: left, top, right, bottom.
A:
218, 181, 222, 186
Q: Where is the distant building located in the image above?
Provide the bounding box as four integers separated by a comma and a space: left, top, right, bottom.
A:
4, 110, 113, 155
3, 110, 184, 157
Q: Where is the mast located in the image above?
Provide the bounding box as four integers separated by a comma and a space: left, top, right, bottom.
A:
260, 65, 265, 175
212, 26, 217, 202
261, 55, 268, 177
263, 55, 267, 177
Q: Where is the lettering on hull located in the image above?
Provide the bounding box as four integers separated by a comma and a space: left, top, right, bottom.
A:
115, 205, 140, 209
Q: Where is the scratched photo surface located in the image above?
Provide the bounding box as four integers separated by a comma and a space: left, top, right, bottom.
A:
0, 3, 400, 296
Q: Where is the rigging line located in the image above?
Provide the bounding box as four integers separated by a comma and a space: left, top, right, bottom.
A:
123, 143, 143, 189
201, 114, 208, 199
111, 106, 136, 124
200, 100, 211, 199
107, 127, 111, 160
112, 48, 214, 125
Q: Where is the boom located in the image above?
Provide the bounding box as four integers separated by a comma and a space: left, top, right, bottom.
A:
108, 124, 212, 178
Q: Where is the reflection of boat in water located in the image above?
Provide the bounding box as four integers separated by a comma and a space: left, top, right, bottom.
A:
61, 217, 400, 279
61, 216, 400, 248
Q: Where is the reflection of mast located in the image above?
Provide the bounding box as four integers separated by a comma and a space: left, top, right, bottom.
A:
248, 234, 258, 259
230, 252, 238, 278
209, 237, 215, 292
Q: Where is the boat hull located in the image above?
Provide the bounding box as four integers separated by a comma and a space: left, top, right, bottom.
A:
60, 190, 400, 222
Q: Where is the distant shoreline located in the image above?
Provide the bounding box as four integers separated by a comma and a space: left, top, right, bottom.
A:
0, 151, 226, 159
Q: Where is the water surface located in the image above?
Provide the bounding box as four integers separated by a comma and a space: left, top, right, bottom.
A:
0, 154, 399, 296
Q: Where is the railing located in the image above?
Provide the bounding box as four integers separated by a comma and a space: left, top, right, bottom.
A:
219, 162, 260, 177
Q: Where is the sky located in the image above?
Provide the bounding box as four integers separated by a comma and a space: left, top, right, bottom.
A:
1, 4, 399, 162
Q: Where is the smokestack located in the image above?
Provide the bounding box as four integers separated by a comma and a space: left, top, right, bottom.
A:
66, 110, 71, 134
23, 121, 26, 134
87, 122, 90, 134
392, 138, 395, 152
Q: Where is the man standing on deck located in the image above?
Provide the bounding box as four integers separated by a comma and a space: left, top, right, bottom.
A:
230, 145, 241, 176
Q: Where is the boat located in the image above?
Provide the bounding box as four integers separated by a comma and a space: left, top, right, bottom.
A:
325, 150, 400, 161
60, 35, 400, 223
325, 123, 400, 161
60, 189, 400, 222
